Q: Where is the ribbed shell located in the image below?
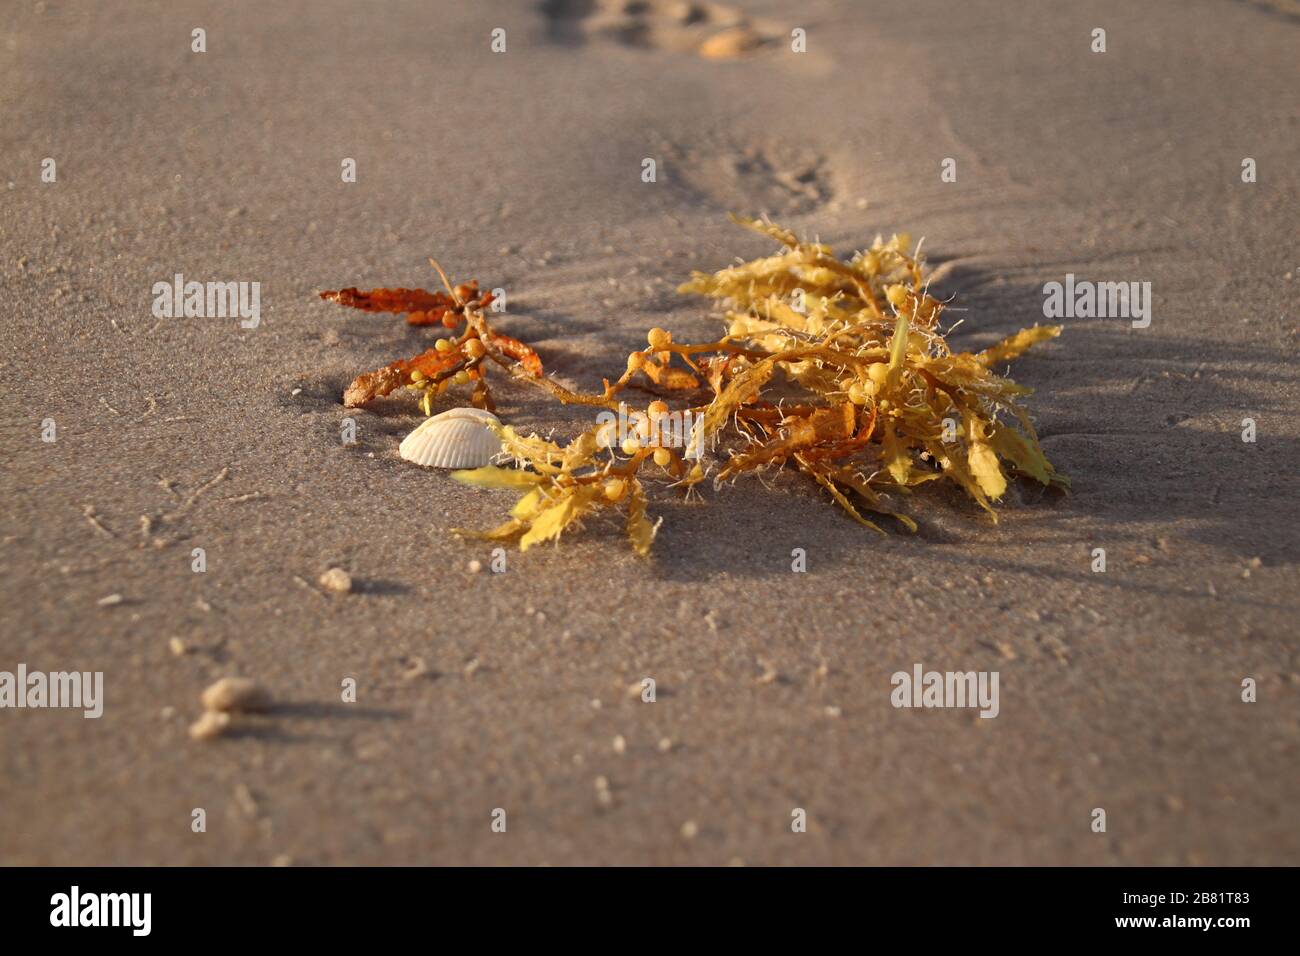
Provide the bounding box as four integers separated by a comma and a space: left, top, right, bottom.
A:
399, 407, 502, 469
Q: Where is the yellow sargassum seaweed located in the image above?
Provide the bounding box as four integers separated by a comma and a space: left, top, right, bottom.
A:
453, 216, 1066, 554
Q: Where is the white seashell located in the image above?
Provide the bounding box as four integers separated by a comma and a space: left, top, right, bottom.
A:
399, 407, 502, 469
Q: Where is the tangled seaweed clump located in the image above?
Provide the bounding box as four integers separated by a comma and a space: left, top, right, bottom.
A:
321, 216, 1067, 555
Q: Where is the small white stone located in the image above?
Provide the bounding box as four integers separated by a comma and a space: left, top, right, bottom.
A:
201, 677, 272, 713
319, 567, 352, 593
189, 710, 230, 741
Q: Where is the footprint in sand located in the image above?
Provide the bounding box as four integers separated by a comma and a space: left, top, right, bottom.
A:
540, 0, 782, 59
661, 138, 833, 216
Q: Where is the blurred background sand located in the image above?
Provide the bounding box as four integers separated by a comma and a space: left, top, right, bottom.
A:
1, 0, 1297, 864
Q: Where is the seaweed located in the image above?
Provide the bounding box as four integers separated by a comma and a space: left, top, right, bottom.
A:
320, 216, 1066, 555
320, 261, 541, 414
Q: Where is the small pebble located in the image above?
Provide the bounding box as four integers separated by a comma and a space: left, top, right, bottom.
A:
698, 26, 762, 60
97, 593, 124, 607
400, 657, 428, 681
468, 559, 483, 573
233, 783, 259, 817
169, 637, 187, 656
612, 735, 626, 754
201, 676, 272, 713
657, 737, 673, 753
680, 820, 699, 840
189, 710, 231, 741
319, 567, 352, 594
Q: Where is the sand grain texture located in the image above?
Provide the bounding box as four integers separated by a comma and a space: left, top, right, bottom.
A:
1, 0, 1297, 865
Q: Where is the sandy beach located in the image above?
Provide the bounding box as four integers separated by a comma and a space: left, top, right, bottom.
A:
1, 0, 1297, 865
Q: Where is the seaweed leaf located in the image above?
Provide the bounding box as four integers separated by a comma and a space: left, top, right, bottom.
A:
973, 325, 1062, 367
451, 466, 546, 490
964, 414, 1007, 500
625, 480, 659, 557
